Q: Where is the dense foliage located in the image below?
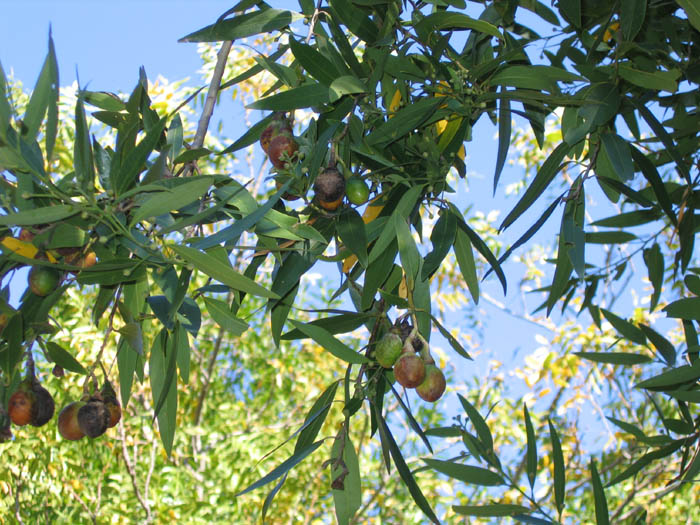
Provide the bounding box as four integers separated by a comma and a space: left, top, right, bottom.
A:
0, 0, 699, 523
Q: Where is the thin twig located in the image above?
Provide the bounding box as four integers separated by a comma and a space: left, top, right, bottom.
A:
119, 418, 153, 523
192, 40, 233, 150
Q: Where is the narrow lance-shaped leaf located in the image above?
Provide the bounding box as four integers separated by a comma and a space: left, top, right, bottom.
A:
524, 404, 537, 488
494, 91, 511, 193
74, 95, 95, 192
590, 460, 610, 525
500, 142, 571, 231
170, 244, 279, 300
331, 434, 362, 525
235, 441, 324, 497
375, 411, 440, 523
548, 418, 566, 515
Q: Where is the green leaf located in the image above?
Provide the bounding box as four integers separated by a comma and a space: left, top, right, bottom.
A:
172, 147, 212, 164
45, 342, 87, 374
289, 320, 368, 364
630, 146, 676, 225
547, 211, 574, 315
0, 314, 23, 378
423, 458, 503, 486
281, 312, 372, 340
600, 133, 634, 182
607, 441, 684, 486
590, 460, 610, 525
618, 64, 680, 92
639, 324, 676, 366
548, 418, 566, 514
175, 323, 190, 384
131, 177, 212, 223
149, 330, 177, 455
375, 413, 440, 523
74, 96, 95, 192
337, 208, 368, 268
453, 227, 479, 304
579, 83, 620, 128
117, 337, 137, 408
621, 0, 647, 40
329, 0, 378, 43
600, 308, 647, 345
585, 231, 637, 244
366, 98, 443, 147
575, 352, 652, 365
562, 178, 585, 278
523, 404, 537, 489
430, 314, 472, 360
500, 142, 570, 231
422, 209, 457, 279
590, 209, 661, 228
179, 9, 297, 42
203, 297, 249, 336
0, 204, 79, 226
83, 90, 125, 111
635, 361, 700, 390
170, 245, 279, 299
414, 11, 503, 40
491, 65, 581, 91
453, 504, 532, 517
458, 394, 493, 453
247, 83, 330, 110
114, 117, 167, 196
288, 36, 339, 86
676, 0, 700, 32
664, 298, 700, 320
395, 216, 420, 290
295, 381, 339, 453
494, 92, 511, 193
23, 33, 58, 143
329, 75, 367, 102
235, 441, 324, 497
331, 434, 362, 525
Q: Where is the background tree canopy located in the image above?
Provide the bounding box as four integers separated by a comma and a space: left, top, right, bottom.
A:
0, 0, 699, 523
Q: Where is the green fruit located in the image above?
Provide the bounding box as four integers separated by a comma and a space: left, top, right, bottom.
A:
375, 332, 403, 368
28, 266, 61, 296
346, 176, 370, 205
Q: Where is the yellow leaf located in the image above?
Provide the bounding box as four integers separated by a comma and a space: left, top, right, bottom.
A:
1, 236, 38, 259
388, 89, 402, 114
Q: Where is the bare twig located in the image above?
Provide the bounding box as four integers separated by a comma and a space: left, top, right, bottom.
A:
119, 418, 153, 523
192, 40, 233, 150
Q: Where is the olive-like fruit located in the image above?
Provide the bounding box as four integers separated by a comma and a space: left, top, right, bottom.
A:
416, 364, 446, 402
8, 389, 33, 426
314, 168, 345, 211
393, 352, 426, 389
375, 332, 403, 368
58, 401, 86, 441
18, 229, 34, 242
345, 176, 370, 206
77, 397, 110, 438
101, 381, 122, 428
28, 266, 61, 296
8, 379, 55, 427
268, 133, 299, 169
52, 364, 65, 378
259, 113, 292, 154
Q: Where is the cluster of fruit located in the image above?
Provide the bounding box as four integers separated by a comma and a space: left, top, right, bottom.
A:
259, 113, 370, 209
374, 322, 446, 402
14, 228, 97, 297
58, 382, 121, 441
7, 375, 121, 441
